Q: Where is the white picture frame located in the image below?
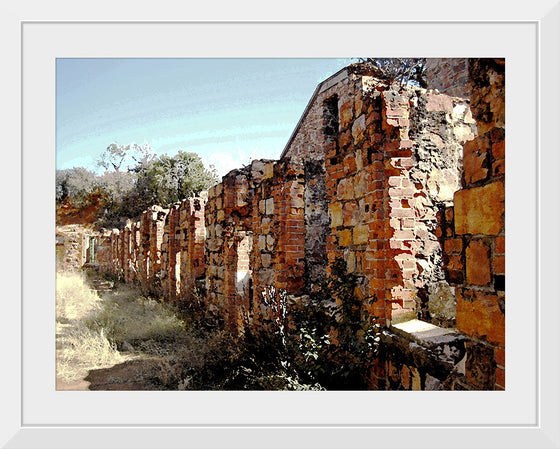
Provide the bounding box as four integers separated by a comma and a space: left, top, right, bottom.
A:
3, 1, 559, 447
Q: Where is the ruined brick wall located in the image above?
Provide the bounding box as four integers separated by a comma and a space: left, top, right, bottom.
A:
425, 58, 470, 99
438, 58, 505, 390
55, 224, 94, 271
161, 204, 180, 301
380, 58, 505, 391
204, 158, 306, 332
86, 59, 504, 390
252, 159, 306, 298
282, 68, 363, 290
135, 206, 168, 295
322, 76, 475, 327
205, 166, 254, 329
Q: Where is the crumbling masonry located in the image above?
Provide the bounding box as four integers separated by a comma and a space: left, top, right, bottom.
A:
65, 59, 504, 390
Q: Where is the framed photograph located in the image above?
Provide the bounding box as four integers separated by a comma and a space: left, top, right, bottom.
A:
4, 1, 559, 447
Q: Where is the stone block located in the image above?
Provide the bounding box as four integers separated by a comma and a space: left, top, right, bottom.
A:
261, 217, 271, 234
462, 137, 489, 185
337, 178, 355, 201
426, 93, 453, 114
456, 289, 505, 346
258, 235, 267, 251
263, 162, 274, 179
466, 239, 491, 285
265, 198, 274, 215
464, 341, 495, 389
261, 253, 272, 268
337, 229, 352, 247
353, 224, 369, 245
444, 238, 462, 254
411, 367, 421, 391
495, 236, 505, 254
343, 201, 358, 227
339, 130, 352, 149
494, 255, 505, 275
454, 181, 504, 236
352, 114, 367, 144
354, 171, 368, 198
339, 100, 354, 128
266, 235, 275, 251
343, 155, 357, 175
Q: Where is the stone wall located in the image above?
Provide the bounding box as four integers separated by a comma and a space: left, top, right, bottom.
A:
425, 58, 470, 98
78, 59, 505, 390
322, 75, 475, 327
438, 58, 506, 390
55, 224, 95, 271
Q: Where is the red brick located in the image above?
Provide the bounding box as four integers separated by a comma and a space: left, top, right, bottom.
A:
444, 238, 463, 254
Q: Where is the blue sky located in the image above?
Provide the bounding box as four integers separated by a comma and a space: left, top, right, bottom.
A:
56, 58, 354, 178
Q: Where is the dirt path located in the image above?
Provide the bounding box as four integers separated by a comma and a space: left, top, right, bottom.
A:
56, 273, 185, 391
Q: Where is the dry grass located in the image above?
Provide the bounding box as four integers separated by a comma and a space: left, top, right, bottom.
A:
56, 272, 128, 385
56, 271, 101, 322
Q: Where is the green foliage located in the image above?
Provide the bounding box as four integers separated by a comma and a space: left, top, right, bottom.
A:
287, 257, 381, 389
242, 257, 382, 390
56, 167, 98, 205
97, 142, 154, 173
57, 144, 219, 229
135, 150, 219, 207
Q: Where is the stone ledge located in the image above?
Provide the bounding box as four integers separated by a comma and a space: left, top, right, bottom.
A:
382, 319, 467, 382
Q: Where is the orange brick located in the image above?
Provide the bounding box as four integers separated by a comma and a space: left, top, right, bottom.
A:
454, 181, 504, 236
337, 229, 352, 247
493, 255, 505, 275
456, 290, 505, 346
447, 254, 463, 271
466, 239, 491, 285
495, 347, 505, 367
495, 236, 505, 254
462, 138, 489, 184
495, 367, 505, 388
444, 238, 463, 254
492, 159, 505, 176
492, 140, 505, 159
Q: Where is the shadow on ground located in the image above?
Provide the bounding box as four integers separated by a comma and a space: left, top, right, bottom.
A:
84, 357, 166, 390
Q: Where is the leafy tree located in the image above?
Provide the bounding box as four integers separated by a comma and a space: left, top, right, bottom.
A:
135, 150, 219, 206
97, 142, 154, 173
56, 167, 98, 205
96, 150, 218, 229
57, 143, 218, 229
